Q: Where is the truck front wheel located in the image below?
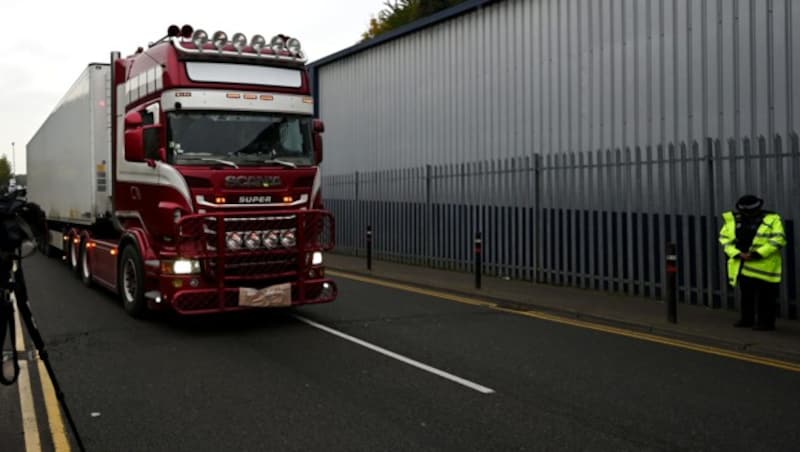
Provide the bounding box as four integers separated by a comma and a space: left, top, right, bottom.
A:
119, 246, 146, 318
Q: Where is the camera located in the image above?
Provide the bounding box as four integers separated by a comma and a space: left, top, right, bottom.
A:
0, 189, 45, 260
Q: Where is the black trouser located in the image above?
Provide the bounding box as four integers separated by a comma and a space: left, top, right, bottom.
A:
739, 276, 779, 328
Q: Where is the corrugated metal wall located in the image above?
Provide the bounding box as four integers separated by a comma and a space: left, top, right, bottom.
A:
316, 0, 800, 317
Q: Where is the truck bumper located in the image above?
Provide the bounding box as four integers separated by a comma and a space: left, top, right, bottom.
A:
157, 277, 338, 315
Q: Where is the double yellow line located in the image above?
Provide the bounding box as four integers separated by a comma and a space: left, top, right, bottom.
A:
12, 295, 71, 451
328, 269, 800, 373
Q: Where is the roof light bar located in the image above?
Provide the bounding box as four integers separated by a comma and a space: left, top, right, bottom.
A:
170, 26, 306, 62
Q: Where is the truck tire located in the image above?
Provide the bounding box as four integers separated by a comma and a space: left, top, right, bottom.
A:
119, 246, 147, 318
80, 240, 93, 287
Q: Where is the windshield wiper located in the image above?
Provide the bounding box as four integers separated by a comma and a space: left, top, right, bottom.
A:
262, 159, 297, 168
200, 158, 239, 169
178, 156, 240, 169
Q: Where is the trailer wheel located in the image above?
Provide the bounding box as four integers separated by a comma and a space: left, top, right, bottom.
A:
80, 240, 92, 287
119, 246, 146, 318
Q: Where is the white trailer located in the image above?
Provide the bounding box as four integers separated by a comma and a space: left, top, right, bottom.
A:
26, 64, 112, 228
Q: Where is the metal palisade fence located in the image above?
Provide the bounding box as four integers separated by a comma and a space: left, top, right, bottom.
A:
324, 133, 800, 318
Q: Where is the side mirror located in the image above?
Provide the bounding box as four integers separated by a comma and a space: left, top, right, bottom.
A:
124, 111, 145, 162
312, 119, 324, 164
124, 129, 145, 162
125, 111, 143, 129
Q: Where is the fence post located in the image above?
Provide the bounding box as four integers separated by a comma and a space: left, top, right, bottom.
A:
666, 242, 678, 323
366, 225, 372, 271
474, 232, 482, 289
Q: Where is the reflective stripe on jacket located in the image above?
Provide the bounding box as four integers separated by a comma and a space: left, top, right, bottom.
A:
718, 211, 786, 286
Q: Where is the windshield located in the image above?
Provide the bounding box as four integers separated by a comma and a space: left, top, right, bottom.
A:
167, 111, 314, 166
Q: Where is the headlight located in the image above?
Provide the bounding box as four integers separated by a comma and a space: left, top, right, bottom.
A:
226, 232, 243, 250
162, 259, 201, 275
173, 259, 201, 275
280, 230, 296, 248
312, 251, 323, 266
263, 231, 279, 249
245, 231, 261, 250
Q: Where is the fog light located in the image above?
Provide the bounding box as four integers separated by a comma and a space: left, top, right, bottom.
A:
226, 232, 243, 250
173, 279, 184, 288
263, 231, 279, 249
280, 230, 296, 248
245, 231, 262, 249
190, 278, 200, 288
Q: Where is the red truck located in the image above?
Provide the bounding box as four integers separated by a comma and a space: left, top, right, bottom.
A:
26, 25, 337, 316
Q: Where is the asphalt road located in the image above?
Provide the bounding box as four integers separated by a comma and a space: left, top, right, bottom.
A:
2, 253, 800, 451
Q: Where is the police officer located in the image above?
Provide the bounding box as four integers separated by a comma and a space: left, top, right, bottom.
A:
718, 195, 787, 330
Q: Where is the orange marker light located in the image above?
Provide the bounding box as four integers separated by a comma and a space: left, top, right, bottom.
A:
73, 237, 80, 244
226, 93, 241, 99
110, 249, 118, 256
175, 92, 192, 97
302, 97, 314, 104
260, 95, 274, 101
283, 196, 293, 203
215, 197, 226, 204
244, 94, 257, 100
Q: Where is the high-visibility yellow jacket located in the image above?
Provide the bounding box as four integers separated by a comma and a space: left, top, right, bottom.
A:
718, 211, 786, 287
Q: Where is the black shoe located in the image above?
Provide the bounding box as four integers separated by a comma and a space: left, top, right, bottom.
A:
734, 321, 754, 328
753, 325, 775, 331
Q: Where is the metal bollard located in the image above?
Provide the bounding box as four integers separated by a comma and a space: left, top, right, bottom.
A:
366, 225, 372, 271
666, 242, 678, 324
474, 232, 482, 289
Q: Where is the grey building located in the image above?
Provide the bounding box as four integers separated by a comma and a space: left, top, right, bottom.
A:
311, 0, 800, 316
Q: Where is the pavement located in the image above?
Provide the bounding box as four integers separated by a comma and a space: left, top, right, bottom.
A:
326, 253, 800, 364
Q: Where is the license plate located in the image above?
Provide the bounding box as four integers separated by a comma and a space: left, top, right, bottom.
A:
238, 283, 292, 307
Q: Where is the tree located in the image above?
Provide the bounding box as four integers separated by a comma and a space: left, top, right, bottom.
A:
361, 0, 467, 41
0, 155, 12, 189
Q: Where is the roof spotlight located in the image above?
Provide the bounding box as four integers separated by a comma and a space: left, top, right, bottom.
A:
212, 31, 228, 50
231, 32, 247, 51
181, 24, 194, 38
192, 29, 208, 47
270, 35, 285, 52
250, 34, 266, 52
286, 37, 302, 53
167, 25, 181, 37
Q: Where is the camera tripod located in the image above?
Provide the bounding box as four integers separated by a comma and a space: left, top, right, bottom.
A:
1, 251, 86, 451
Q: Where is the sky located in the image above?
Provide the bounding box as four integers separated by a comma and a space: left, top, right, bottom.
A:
0, 0, 386, 175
